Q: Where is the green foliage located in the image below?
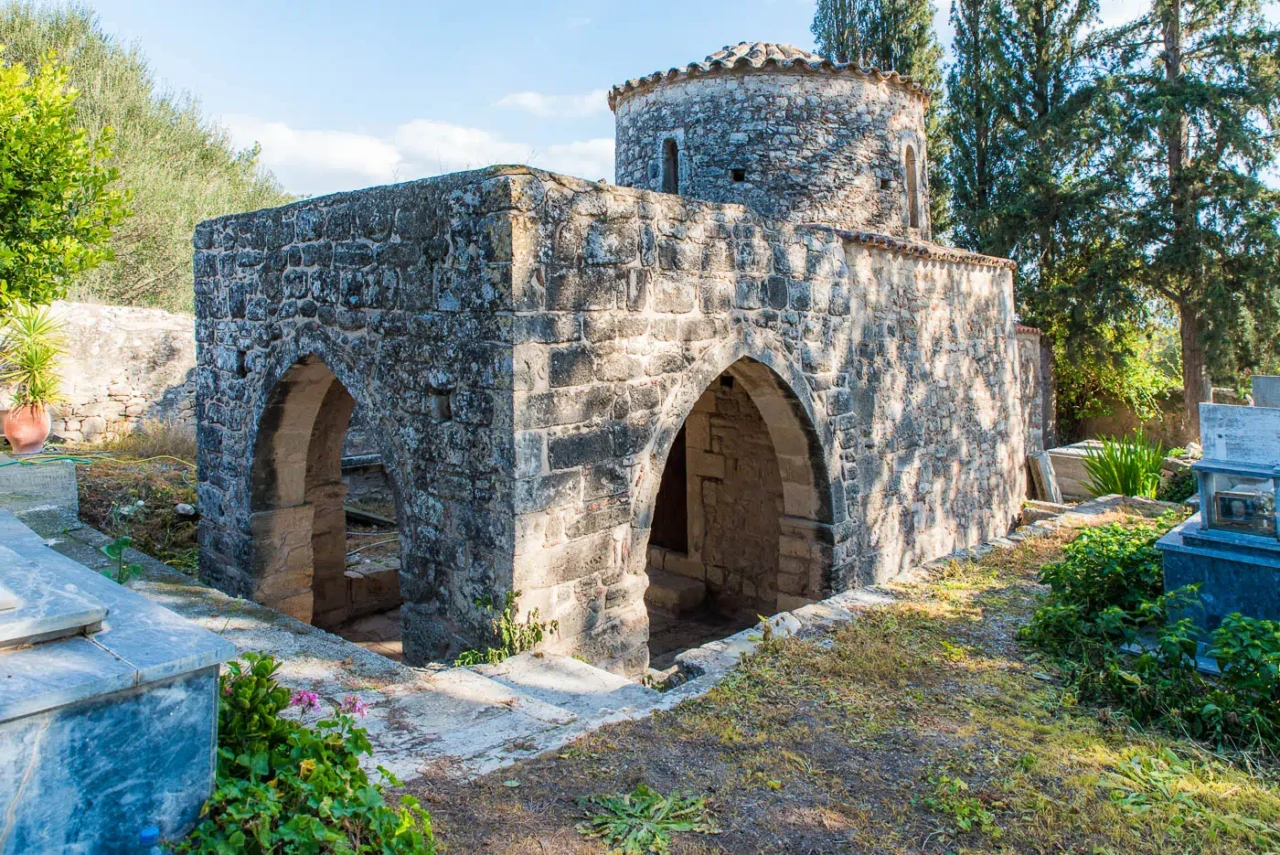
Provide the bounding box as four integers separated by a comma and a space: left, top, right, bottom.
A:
1097, 0, 1280, 400
1101, 747, 1280, 850
0, 303, 63, 408
100, 534, 141, 585
1156, 469, 1197, 504
181, 653, 435, 854
1033, 520, 1167, 627
1021, 519, 1280, 753
1083, 432, 1166, 499
576, 784, 718, 854
1051, 328, 1180, 435
454, 590, 559, 667
0, 4, 291, 312
922, 775, 1002, 837
0, 43, 126, 308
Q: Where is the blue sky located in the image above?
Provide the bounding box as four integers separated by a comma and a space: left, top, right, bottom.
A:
82, 0, 1149, 196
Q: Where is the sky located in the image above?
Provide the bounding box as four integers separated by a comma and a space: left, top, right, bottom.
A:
81, 0, 1152, 197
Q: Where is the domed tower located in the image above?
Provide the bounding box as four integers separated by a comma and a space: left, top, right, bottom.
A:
610, 42, 931, 239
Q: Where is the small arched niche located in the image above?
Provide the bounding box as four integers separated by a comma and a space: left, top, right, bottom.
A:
249, 355, 404, 656
661, 137, 680, 194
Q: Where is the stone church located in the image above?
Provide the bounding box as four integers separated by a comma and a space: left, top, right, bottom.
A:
193, 43, 1033, 675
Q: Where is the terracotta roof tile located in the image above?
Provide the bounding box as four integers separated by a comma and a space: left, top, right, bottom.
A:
609, 41, 928, 111
807, 226, 1017, 270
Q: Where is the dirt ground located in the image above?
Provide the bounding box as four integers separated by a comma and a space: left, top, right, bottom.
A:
410, 519, 1280, 855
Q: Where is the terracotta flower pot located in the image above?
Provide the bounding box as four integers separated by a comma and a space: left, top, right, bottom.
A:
4, 405, 52, 455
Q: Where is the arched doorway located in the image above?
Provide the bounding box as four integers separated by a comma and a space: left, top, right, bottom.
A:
249, 355, 404, 656
643, 357, 834, 668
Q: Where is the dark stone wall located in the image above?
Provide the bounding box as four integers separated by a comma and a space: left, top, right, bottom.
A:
503, 170, 1024, 672
194, 168, 523, 662
195, 165, 1028, 674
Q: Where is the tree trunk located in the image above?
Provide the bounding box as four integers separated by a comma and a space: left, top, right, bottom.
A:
1179, 302, 1212, 443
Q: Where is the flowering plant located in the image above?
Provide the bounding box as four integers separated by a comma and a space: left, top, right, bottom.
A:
180, 653, 433, 853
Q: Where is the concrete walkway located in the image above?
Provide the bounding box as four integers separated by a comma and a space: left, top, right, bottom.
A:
1, 455, 1106, 784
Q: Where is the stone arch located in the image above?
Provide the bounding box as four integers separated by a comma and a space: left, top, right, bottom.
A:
635, 336, 842, 540
634, 337, 842, 661
245, 332, 410, 632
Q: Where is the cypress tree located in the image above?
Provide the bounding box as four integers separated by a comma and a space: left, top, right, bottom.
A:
1101, 0, 1280, 437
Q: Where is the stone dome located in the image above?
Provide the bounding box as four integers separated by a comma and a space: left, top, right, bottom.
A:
611, 42, 933, 238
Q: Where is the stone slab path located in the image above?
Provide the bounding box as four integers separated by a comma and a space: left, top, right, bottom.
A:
10, 492, 896, 783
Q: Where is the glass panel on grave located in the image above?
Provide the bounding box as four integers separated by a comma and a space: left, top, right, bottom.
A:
1203, 470, 1277, 538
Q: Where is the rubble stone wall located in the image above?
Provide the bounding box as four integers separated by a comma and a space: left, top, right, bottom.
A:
1016, 327, 1047, 454
194, 170, 520, 662
25, 302, 196, 443
506, 169, 1023, 672
614, 71, 931, 238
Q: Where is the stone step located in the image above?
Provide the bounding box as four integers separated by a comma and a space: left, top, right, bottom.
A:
644, 569, 707, 615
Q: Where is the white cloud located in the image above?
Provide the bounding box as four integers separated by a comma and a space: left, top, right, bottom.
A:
493, 89, 609, 118
222, 114, 615, 196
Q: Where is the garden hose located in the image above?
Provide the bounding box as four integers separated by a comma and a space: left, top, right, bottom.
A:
0, 453, 96, 467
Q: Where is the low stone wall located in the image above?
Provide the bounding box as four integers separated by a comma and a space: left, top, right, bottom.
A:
25, 302, 197, 443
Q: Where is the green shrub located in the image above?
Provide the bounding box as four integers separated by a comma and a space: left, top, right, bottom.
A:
1021, 520, 1280, 753
1083, 432, 1166, 499
1156, 468, 1197, 503
181, 653, 434, 854
1024, 520, 1165, 650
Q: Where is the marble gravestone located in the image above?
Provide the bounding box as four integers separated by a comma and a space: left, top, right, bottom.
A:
0, 510, 234, 853
1158, 402, 1280, 629
1253, 375, 1280, 409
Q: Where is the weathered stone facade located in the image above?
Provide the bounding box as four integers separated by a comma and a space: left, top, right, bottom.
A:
613, 43, 932, 238
195, 44, 1027, 675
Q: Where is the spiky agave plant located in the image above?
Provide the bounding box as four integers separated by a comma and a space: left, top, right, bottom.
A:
1083, 431, 1166, 499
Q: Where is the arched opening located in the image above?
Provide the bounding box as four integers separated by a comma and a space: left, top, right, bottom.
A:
905, 144, 920, 230
661, 137, 680, 194
643, 358, 833, 669
249, 355, 404, 658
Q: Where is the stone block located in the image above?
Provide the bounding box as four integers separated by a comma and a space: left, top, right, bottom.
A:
644, 569, 707, 615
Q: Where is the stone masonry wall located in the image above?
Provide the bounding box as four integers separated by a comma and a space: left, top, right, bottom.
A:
687, 376, 785, 611
194, 170, 520, 663
195, 166, 1027, 675
17, 302, 197, 443
1016, 327, 1047, 455
505, 169, 1023, 673
614, 71, 930, 238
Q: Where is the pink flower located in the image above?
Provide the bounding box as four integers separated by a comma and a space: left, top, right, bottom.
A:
289, 690, 321, 712
341, 694, 368, 718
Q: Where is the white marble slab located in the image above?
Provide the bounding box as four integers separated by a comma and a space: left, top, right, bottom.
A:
0, 510, 235, 723
0, 543, 107, 649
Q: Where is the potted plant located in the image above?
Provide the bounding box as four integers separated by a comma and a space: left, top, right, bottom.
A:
0, 305, 65, 455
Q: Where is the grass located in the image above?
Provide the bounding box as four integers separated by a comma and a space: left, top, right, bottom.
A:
411, 515, 1280, 854
98, 418, 197, 462
74, 420, 198, 574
